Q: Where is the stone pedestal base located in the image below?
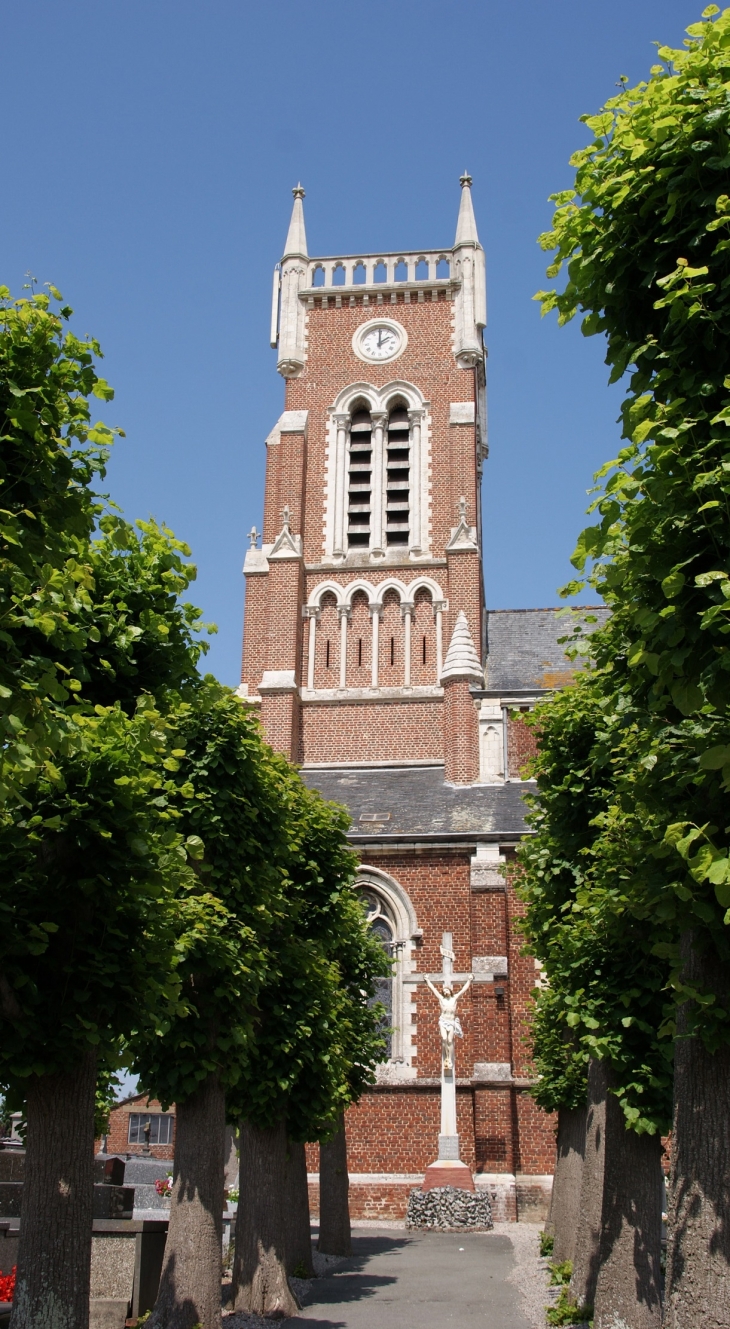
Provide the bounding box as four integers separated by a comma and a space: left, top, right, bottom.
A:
406, 1185, 492, 1231
422, 1159, 475, 1192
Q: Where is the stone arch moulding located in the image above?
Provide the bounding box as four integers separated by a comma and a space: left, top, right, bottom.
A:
354, 865, 420, 1074
306, 576, 446, 611
322, 381, 432, 561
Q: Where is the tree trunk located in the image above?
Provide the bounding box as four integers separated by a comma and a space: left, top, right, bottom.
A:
550, 1106, 587, 1265
317, 1113, 351, 1256
232, 1118, 298, 1318
569, 1057, 607, 1313
593, 1078, 663, 1329
10, 1049, 97, 1329
664, 930, 730, 1328
149, 1072, 225, 1329
283, 1140, 313, 1278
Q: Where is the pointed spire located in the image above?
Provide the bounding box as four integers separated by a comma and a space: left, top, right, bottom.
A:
283, 183, 308, 260
454, 171, 480, 247
440, 610, 484, 684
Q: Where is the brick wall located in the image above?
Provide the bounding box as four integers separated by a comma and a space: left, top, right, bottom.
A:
508, 712, 539, 779
300, 699, 442, 765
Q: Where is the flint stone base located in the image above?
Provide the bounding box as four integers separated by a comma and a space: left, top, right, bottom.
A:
406, 1185, 493, 1231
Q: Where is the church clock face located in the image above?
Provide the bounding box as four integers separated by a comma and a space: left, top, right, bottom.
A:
352, 318, 407, 364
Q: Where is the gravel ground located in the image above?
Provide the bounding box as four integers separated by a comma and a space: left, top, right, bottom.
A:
492, 1222, 558, 1329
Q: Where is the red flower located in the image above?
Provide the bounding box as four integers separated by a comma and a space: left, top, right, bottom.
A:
0, 1266, 16, 1301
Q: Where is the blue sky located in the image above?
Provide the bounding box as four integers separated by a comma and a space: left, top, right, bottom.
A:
2, 1, 702, 687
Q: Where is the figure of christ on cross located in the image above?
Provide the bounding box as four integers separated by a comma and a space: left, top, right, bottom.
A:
424, 935, 474, 1073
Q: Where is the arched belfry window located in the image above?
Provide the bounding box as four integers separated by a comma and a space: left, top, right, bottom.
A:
327, 386, 427, 561
347, 407, 372, 549
386, 405, 410, 546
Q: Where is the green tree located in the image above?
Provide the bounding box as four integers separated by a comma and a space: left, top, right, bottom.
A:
0, 288, 213, 1329
131, 685, 295, 1329
535, 7, 730, 1320
229, 781, 387, 1320
1, 700, 207, 1329
518, 666, 671, 1322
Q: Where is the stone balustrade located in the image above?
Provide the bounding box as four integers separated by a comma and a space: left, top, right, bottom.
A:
305, 250, 452, 292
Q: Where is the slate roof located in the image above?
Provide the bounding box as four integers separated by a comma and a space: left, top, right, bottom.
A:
484, 606, 610, 692
300, 764, 532, 842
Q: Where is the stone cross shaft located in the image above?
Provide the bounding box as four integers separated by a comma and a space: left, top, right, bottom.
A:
424, 932, 474, 1162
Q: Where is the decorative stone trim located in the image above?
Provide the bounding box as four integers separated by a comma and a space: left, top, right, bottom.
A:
472, 1062, 512, 1081
258, 670, 297, 693
449, 402, 476, 425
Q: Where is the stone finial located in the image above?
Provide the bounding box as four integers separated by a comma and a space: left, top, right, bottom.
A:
446, 497, 478, 551
441, 611, 484, 684
281, 505, 291, 530
283, 185, 308, 259
248, 526, 260, 549
454, 172, 479, 247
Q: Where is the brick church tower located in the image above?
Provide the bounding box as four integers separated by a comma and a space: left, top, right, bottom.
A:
239, 178, 588, 1221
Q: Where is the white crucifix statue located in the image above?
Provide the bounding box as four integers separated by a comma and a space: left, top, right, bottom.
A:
423, 932, 473, 1169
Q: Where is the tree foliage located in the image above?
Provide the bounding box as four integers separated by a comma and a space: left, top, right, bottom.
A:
518, 666, 673, 1133
532, 5, 730, 1050
131, 685, 388, 1138
0, 286, 116, 801
224, 774, 388, 1142
0, 698, 209, 1103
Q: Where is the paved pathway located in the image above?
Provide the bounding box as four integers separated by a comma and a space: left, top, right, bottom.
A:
284, 1229, 534, 1329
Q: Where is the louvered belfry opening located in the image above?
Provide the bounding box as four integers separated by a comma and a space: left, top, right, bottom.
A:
386, 405, 410, 546
348, 406, 372, 548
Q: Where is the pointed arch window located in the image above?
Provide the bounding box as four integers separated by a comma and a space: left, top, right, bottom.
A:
361, 890, 394, 1058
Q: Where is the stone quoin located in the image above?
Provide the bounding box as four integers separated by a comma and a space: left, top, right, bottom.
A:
239, 178, 608, 1222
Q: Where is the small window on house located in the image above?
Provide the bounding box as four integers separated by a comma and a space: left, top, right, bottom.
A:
373, 261, 387, 283
422, 635, 427, 664
415, 259, 428, 280
348, 407, 372, 548
312, 266, 325, 287
353, 262, 366, 284
394, 260, 407, 282
385, 405, 410, 546
128, 1113, 173, 1146
436, 257, 450, 278
326, 639, 331, 669
332, 264, 346, 286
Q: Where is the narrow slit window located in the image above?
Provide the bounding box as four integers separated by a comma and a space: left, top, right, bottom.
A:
326, 640, 330, 669
422, 635, 427, 664
358, 638, 363, 666
385, 405, 409, 546
347, 407, 372, 549
390, 636, 395, 666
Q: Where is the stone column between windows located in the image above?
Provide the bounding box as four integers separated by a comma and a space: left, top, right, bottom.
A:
304, 607, 319, 691
370, 602, 382, 688
370, 412, 387, 557
338, 605, 350, 689
434, 600, 446, 681
408, 409, 424, 555
401, 600, 413, 687
333, 413, 350, 557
